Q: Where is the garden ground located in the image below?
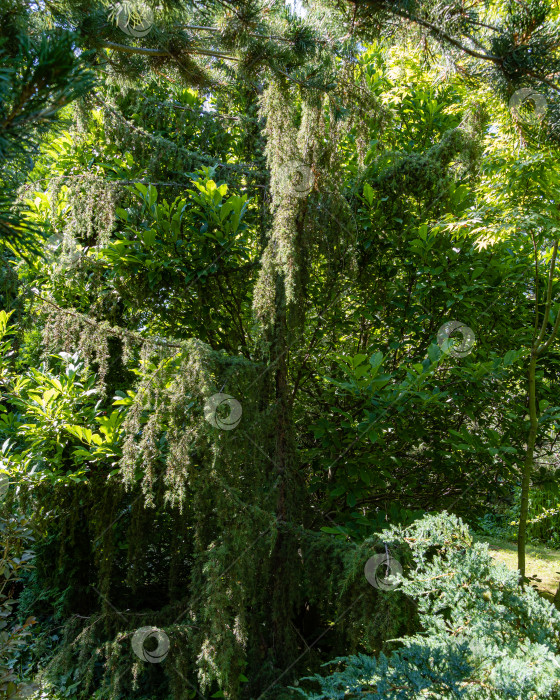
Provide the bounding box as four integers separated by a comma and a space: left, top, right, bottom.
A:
477, 535, 560, 601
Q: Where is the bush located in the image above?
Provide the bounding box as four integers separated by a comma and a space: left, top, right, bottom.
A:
295, 512, 560, 699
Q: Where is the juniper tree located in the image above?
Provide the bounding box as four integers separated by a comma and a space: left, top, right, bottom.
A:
49, 0, 560, 581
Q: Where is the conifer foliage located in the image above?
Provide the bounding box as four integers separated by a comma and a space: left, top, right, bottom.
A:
296, 513, 560, 699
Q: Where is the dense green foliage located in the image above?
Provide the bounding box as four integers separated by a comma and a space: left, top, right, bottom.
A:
2, 0, 560, 698
0, 1, 94, 253
296, 513, 560, 699
0, 511, 35, 699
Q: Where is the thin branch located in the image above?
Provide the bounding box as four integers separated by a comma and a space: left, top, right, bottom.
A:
100, 40, 238, 61
190, 47, 240, 61
388, 7, 502, 63
539, 301, 560, 355
177, 24, 295, 43
531, 230, 540, 346
95, 94, 260, 172
526, 71, 560, 94
469, 19, 500, 33
379, 4, 560, 92
141, 96, 253, 121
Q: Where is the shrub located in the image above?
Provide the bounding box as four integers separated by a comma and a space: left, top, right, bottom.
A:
295, 512, 560, 699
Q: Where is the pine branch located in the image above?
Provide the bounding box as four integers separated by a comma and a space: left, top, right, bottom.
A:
387, 6, 502, 64
355, 0, 560, 92
100, 40, 238, 61
526, 71, 560, 94
177, 24, 296, 43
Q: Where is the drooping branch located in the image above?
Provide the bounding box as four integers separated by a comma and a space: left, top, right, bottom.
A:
95, 94, 261, 173
32, 291, 184, 349
536, 240, 559, 348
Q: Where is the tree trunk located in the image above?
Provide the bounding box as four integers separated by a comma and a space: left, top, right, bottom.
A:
518, 351, 538, 580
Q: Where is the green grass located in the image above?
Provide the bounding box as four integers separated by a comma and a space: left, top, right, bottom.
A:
475, 535, 560, 601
